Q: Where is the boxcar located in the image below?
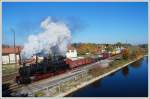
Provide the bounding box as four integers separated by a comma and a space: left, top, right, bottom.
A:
66, 57, 93, 69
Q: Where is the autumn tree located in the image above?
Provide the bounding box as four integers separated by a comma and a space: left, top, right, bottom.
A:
130, 47, 143, 59
136, 48, 143, 57
74, 43, 100, 56
122, 48, 130, 60
105, 45, 113, 52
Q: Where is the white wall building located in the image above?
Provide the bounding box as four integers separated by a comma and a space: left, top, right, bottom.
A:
66, 46, 77, 58
2, 47, 22, 64
66, 49, 77, 58
115, 46, 124, 54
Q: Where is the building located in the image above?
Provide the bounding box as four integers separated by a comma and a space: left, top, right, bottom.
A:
111, 46, 124, 55
66, 45, 77, 58
2, 46, 22, 64
101, 45, 106, 53
115, 46, 124, 54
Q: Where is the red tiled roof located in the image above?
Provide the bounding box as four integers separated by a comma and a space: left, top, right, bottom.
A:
2, 46, 23, 55
67, 45, 76, 50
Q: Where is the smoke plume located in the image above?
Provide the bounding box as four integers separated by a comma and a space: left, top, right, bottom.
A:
21, 16, 71, 59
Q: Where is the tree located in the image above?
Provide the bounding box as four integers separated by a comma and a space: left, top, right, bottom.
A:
130, 48, 143, 59
115, 42, 122, 47
138, 44, 148, 49
105, 46, 111, 52
122, 48, 130, 60
2, 44, 10, 48
130, 50, 137, 59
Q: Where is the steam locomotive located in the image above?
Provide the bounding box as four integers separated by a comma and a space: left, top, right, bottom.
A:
16, 53, 109, 84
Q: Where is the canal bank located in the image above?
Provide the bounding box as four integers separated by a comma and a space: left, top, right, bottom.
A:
57, 56, 145, 97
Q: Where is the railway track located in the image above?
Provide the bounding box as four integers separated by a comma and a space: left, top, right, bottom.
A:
3, 54, 122, 95
2, 72, 18, 83
9, 83, 22, 91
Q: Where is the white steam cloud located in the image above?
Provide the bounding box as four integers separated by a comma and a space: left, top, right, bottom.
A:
21, 17, 71, 59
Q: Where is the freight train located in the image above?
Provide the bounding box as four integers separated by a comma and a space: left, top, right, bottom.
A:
16, 53, 110, 84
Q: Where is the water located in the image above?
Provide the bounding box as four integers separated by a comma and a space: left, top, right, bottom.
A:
67, 56, 148, 97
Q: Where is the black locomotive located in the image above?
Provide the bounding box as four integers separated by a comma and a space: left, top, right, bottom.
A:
16, 55, 69, 84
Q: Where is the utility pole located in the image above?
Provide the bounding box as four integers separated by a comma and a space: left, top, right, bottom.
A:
11, 28, 17, 64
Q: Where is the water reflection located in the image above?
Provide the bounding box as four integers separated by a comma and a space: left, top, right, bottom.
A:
91, 79, 101, 88
146, 57, 148, 64
67, 93, 73, 97
109, 72, 116, 77
130, 59, 142, 68
122, 66, 129, 77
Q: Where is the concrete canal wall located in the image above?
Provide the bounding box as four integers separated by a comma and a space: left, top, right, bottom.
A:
57, 56, 144, 97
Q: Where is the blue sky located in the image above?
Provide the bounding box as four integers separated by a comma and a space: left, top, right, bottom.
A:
2, 2, 148, 45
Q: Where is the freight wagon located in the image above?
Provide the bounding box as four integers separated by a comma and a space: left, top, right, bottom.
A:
101, 53, 109, 59
65, 57, 93, 69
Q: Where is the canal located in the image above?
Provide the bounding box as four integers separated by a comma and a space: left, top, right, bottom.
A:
67, 56, 148, 97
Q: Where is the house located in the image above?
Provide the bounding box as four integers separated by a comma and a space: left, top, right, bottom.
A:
101, 45, 106, 53
115, 46, 125, 54
95, 46, 102, 54
2, 46, 22, 64
112, 46, 124, 55
115, 47, 121, 54
66, 45, 77, 58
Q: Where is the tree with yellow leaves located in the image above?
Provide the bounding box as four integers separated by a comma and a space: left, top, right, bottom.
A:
122, 48, 130, 60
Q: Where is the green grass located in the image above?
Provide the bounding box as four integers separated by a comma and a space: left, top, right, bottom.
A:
2, 64, 18, 76
35, 91, 45, 97
88, 57, 140, 77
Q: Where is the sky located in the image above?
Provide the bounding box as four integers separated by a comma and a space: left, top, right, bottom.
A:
2, 2, 148, 46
